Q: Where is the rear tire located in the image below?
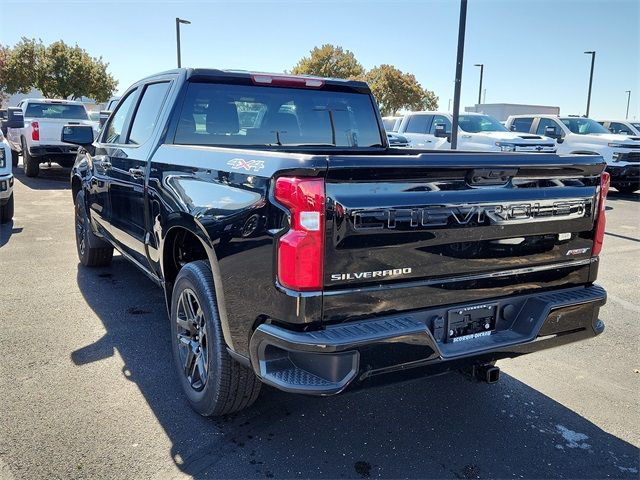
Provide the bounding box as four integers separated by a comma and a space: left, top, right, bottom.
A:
22, 139, 39, 178
171, 260, 261, 416
74, 190, 113, 267
0, 193, 13, 224
11, 149, 19, 168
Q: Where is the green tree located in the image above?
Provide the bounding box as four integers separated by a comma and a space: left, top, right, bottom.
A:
365, 64, 438, 116
291, 44, 365, 79
0, 38, 117, 103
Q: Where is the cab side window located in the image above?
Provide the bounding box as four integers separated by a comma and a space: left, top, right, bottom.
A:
511, 117, 533, 133
405, 115, 431, 134
429, 115, 451, 134
103, 90, 137, 144
536, 118, 563, 136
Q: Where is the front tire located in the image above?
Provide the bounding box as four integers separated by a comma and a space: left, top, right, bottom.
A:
22, 139, 39, 178
171, 260, 261, 416
74, 190, 113, 267
0, 193, 13, 224
11, 149, 19, 168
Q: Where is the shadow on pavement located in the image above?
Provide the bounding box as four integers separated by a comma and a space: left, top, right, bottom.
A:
72, 257, 639, 479
13, 161, 71, 190
0, 220, 23, 248
607, 190, 639, 202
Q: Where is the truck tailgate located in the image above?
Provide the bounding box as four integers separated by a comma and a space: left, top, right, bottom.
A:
322, 152, 605, 322
32, 118, 92, 143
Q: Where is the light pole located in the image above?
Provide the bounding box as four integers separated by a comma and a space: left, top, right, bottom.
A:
584, 51, 596, 117
625, 90, 631, 119
474, 64, 484, 105
450, 0, 468, 150
176, 17, 191, 68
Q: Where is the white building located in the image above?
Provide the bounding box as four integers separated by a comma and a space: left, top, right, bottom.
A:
465, 103, 560, 122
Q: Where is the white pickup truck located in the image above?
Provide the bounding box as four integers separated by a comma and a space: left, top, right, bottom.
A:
0, 129, 14, 223
597, 120, 640, 136
506, 115, 640, 194
6, 98, 95, 177
397, 111, 557, 153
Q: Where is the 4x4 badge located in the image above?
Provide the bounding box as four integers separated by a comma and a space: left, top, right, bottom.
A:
227, 158, 265, 172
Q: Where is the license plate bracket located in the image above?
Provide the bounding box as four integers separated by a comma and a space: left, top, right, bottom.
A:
446, 304, 497, 343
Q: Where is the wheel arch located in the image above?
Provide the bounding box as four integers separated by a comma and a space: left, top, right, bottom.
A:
160, 220, 238, 352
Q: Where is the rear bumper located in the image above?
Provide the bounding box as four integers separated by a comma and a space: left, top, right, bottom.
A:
0, 174, 14, 201
28, 144, 78, 158
249, 284, 606, 395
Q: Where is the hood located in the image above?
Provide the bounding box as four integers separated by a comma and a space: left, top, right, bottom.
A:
470, 130, 555, 144
574, 133, 640, 145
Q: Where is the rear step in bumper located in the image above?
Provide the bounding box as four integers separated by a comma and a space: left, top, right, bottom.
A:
249, 284, 606, 395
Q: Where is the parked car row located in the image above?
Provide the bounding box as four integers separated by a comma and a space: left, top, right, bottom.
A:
506, 115, 640, 194
382, 111, 639, 194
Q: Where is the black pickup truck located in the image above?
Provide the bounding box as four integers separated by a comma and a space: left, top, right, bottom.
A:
64, 69, 609, 416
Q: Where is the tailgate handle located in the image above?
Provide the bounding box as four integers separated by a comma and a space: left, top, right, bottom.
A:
468, 168, 518, 186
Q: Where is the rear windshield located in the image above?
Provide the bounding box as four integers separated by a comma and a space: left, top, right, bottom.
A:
25, 103, 88, 120
458, 114, 508, 133
174, 82, 383, 148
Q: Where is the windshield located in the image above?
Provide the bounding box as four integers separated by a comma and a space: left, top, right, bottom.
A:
174, 82, 383, 148
560, 117, 610, 135
458, 114, 508, 133
24, 103, 89, 120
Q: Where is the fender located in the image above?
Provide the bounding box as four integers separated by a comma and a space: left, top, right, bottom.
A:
159, 217, 239, 354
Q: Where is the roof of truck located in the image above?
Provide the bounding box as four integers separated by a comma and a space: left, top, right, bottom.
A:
20, 98, 85, 105
136, 68, 371, 92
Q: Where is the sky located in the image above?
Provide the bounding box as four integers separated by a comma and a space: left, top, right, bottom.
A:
1, 0, 638, 119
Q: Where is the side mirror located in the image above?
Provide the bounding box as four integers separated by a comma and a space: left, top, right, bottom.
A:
434, 123, 448, 138
62, 124, 94, 146
544, 126, 561, 139
4, 107, 24, 129
99, 110, 111, 128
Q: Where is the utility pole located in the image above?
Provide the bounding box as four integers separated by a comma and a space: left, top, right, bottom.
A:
176, 18, 191, 68
584, 51, 596, 117
474, 64, 484, 105
625, 90, 631, 119
451, 0, 468, 150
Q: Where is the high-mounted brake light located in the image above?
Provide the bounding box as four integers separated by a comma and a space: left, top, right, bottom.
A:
592, 171, 610, 257
251, 74, 325, 89
274, 177, 325, 291
31, 121, 40, 141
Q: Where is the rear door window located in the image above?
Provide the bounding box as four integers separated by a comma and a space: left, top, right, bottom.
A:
609, 122, 633, 135
404, 115, 431, 134
511, 117, 533, 133
103, 90, 138, 144
127, 82, 171, 145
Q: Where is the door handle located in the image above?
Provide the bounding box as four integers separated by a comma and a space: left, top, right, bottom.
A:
128, 167, 145, 179
94, 155, 111, 170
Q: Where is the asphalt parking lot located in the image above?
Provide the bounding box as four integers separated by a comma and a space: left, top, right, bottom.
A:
0, 164, 638, 480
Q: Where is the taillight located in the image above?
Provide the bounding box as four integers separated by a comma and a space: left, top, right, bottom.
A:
31, 121, 40, 141
274, 177, 325, 291
592, 171, 610, 257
